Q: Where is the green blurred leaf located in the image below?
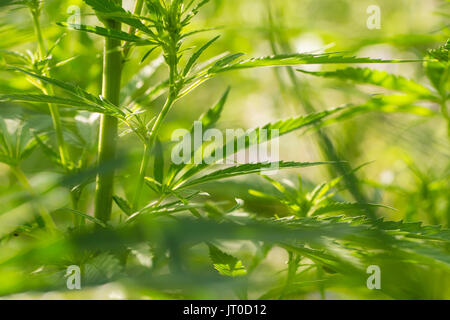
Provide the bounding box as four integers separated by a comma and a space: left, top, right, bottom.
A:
208, 243, 247, 277
299, 67, 436, 100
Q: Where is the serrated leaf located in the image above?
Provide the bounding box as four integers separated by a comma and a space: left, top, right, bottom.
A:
0, 94, 112, 114
208, 244, 247, 277
209, 52, 419, 73
299, 67, 435, 100
176, 161, 335, 190
317, 96, 436, 128
9, 67, 125, 117
167, 87, 230, 182
173, 106, 346, 186
428, 40, 449, 62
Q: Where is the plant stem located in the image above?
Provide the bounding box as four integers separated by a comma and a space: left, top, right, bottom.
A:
132, 94, 176, 209
441, 99, 450, 137
70, 190, 84, 228
11, 166, 57, 231
30, 6, 79, 226
94, 16, 123, 223
116, 0, 147, 212
129, 0, 179, 210
30, 9, 70, 168
133, 143, 150, 210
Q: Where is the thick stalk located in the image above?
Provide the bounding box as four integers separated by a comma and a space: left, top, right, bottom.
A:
11, 166, 57, 231
94, 17, 123, 223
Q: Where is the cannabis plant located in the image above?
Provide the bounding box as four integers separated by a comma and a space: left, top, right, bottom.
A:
0, 0, 448, 299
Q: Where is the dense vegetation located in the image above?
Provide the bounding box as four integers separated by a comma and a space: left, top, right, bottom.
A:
0, 0, 449, 299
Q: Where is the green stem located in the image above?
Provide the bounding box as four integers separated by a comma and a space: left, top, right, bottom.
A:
94, 16, 123, 223
70, 190, 85, 228
11, 166, 57, 231
129, 0, 177, 211
30, 6, 79, 227
30, 9, 70, 168
441, 99, 450, 137
117, 0, 147, 212
132, 143, 150, 210
132, 95, 176, 209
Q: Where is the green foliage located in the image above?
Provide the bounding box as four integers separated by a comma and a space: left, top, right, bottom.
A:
0, 0, 449, 300
208, 244, 247, 277
0, 118, 37, 166
299, 67, 436, 100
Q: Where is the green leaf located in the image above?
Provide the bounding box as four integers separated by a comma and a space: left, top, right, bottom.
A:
176, 161, 335, 190
299, 67, 436, 100
83, 0, 155, 36
0, 118, 37, 166
33, 133, 62, 167
167, 87, 230, 183
144, 176, 163, 193
208, 243, 247, 277
428, 40, 449, 63
425, 60, 447, 95
0, 94, 113, 114
198, 86, 230, 130
183, 35, 220, 76
173, 106, 345, 186
312, 202, 396, 216
317, 95, 436, 127
0, 0, 29, 8
0, 154, 15, 166
9, 67, 125, 117
113, 195, 133, 216
208, 53, 245, 73
424, 40, 449, 95
57, 22, 156, 45
128, 202, 209, 221
307, 162, 372, 204
0, 50, 29, 64
56, 208, 107, 227
209, 52, 420, 73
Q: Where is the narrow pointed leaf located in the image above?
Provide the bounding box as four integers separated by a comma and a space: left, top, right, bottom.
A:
177, 161, 335, 190
57, 22, 155, 45
299, 67, 436, 100
183, 35, 220, 76
209, 52, 420, 73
